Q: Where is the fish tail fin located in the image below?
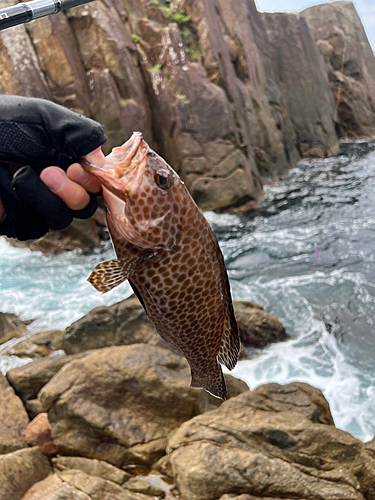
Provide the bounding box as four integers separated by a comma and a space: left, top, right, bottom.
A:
190, 362, 227, 400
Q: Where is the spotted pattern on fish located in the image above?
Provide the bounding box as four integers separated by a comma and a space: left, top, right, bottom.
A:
84, 132, 240, 399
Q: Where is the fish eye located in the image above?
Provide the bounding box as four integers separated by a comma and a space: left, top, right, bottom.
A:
155, 169, 172, 190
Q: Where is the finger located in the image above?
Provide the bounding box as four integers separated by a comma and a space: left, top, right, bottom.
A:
83, 147, 106, 168
66, 163, 102, 194
40, 167, 90, 211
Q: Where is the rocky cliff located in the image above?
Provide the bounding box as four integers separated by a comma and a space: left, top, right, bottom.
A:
0, 0, 374, 211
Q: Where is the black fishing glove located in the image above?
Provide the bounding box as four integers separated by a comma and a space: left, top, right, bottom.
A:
0, 95, 107, 241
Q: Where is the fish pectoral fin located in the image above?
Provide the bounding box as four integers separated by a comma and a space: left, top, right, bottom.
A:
87, 257, 139, 294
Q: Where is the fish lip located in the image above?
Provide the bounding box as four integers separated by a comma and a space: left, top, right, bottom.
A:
81, 132, 148, 197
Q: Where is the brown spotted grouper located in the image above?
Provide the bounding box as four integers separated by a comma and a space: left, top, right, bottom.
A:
83, 132, 240, 399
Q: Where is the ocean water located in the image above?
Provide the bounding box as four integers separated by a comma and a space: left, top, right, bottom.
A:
1, 141, 375, 442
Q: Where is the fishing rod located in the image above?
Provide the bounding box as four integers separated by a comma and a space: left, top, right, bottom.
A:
0, 0, 95, 31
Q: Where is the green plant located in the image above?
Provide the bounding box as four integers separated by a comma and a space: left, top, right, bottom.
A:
150, 0, 159, 5
181, 29, 190, 39
151, 63, 162, 71
132, 33, 140, 43
176, 93, 190, 104
158, 5, 170, 14
191, 47, 201, 62
170, 10, 191, 25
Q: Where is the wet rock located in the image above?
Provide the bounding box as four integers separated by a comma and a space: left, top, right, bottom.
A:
302, 2, 375, 139
124, 476, 166, 497
1, 329, 65, 358
0, 311, 29, 344
37, 344, 246, 467
167, 383, 374, 500
24, 412, 57, 455
0, 447, 51, 500
234, 301, 289, 351
0, 373, 29, 454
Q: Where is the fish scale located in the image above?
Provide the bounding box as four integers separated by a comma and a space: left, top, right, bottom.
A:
83, 132, 240, 399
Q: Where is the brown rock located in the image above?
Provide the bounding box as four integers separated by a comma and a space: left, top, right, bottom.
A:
252, 382, 334, 425
0, 311, 29, 344
55, 469, 153, 500
0, 447, 51, 500
52, 456, 130, 484
302, 2, 375, 139
0, 373, 29, 454
62, 296, 288, 358
167, 383, 373, 500
1, 329, 65, 358
21, 474, 95, 500
234, 301, 289, 351
37, 344, 246, 467
24, 412, 57, 455
6, 351, 90, 406
260, 11, 339, 158
62, 296, 169, 355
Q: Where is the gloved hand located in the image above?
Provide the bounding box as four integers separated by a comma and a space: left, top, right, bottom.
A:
0, 95, 107, 241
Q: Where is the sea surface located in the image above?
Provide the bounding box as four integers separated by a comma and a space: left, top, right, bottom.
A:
1, 141, 375, 442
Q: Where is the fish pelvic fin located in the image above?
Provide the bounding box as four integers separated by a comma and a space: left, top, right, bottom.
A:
87, 257, 139, 294
190, 362, 227, 400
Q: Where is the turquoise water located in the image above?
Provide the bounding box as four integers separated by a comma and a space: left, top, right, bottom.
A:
1, 141, 375, 441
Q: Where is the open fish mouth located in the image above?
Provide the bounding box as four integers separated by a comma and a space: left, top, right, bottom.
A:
81, 132, 148, 192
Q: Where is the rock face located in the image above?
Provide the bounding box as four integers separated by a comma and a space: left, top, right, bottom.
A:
302, 2, 375, 139
3, 0, 372, 214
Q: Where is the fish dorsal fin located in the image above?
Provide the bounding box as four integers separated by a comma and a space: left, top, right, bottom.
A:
87, 257, 140, 294
212, 237, 241, 370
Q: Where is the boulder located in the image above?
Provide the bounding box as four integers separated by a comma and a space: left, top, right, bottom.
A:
62, 296, 288, 357
23, 469, 162, 500
167, 383, 375, 500
0, 447, 51, 500
21, 475, 92, 500
62, 296, 170, 355
52, 456, 130, 484
6, 351, 90, 408
1, 329, 65, 358
234, 301, 289, 352
37, 344, 247, 467
24, 412, 57, 455
0, 311, 29, 344
0, 373, 29, 454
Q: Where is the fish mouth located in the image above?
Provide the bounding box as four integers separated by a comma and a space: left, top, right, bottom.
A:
81, 132, 148, 194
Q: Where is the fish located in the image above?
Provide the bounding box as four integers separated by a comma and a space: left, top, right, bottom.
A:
82, 132, 240, 399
